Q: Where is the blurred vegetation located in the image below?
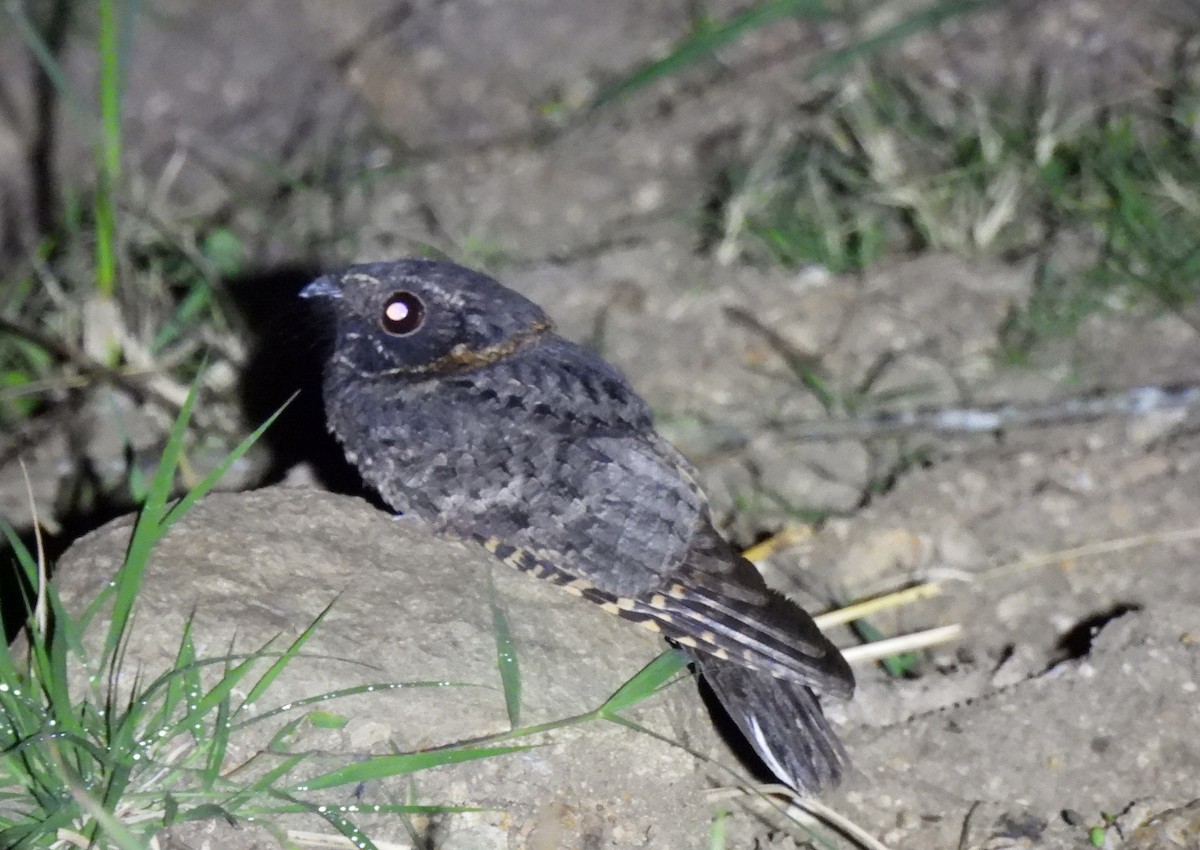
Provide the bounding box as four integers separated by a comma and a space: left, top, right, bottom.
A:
710, 72, 1200, 361
2, 0, 240, 411
1, 0, 1198, 502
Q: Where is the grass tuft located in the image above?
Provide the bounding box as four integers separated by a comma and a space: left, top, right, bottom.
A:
716, 66, 1200, 356
486, 572, 523, 730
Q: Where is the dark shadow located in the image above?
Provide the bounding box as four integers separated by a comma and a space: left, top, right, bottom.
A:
1, 481, 146, 645
1, 548, 32, 645
1054, 603, 1142, 660
226, 264, 368, 496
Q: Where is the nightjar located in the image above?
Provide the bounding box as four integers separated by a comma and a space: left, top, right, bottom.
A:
302, 259, 854, 794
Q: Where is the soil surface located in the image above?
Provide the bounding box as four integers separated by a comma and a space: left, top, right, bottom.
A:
2, 1, 1199, 848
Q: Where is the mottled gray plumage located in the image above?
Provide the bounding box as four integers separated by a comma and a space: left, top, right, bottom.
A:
302, 258, 854, 793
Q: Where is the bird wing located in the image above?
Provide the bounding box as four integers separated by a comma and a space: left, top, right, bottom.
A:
449, 430, 852, 698
641, 530, 853, 697
445, 432, 706, 598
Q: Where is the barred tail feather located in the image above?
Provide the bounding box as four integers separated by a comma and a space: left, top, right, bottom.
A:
656, 577, 854, 697
689, 650, 849, 795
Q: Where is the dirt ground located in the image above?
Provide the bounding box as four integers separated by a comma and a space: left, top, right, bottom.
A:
2, 1, 1199, 848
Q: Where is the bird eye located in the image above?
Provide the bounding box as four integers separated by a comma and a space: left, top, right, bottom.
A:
380, 290, 426, 336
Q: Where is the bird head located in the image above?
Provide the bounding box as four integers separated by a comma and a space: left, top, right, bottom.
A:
301, 259, 552, 378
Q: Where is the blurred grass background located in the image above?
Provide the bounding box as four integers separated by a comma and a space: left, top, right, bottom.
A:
4, 0, 1198, 472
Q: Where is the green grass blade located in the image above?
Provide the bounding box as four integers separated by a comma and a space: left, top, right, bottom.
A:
147, 617, 198, 737
305, 710, 349, 729
251, 801, 487, 816
0, 527, 90, 746
310, 801, 380, 850
201, 693, 232, 787
171, 802, 235, 826
102, 376, 201, 668
238, 593, 333, 711
264, 714, 307, 752
112, 656, 239, 750
151, 282, 213, 352
166, 652, 272, 741
0, 816, 62, 849
232, 680, 484, 732
851, 618, 918, 677
710, 806, 730, 850
486, 572, 521, 729
797, 367, 838, 415
590, 0, 830, 110
94, 0, 125, 301
160, 392, 295, 532
1, 731, 112, 769
104, 382, 286, 675
44, 604, 87, 743
71, 781, 147, 850
218, 752, 306, 813
598, 649, 688, 716
138, 371, 200, 521
287, 745, 533, 793
0, 597, 25, 688
809, 0, 992, 78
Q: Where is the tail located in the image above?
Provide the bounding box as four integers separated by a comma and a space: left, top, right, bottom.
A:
688, 650, 849, 795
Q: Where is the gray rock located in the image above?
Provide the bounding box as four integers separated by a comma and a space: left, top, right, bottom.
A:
49, 487, 748, 849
